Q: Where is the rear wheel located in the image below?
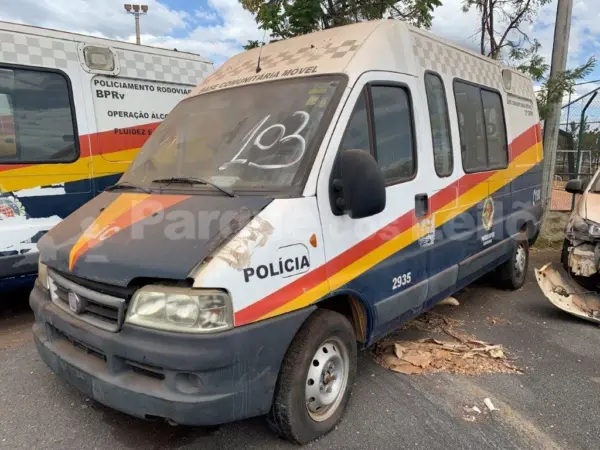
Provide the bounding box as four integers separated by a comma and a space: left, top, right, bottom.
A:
495, 233, 529, 290
267, 309, 357, 444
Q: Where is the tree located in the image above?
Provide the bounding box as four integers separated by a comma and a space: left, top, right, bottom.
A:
240, 0, 443, 41
463, 0, 596, 121
243, 40, 262, 50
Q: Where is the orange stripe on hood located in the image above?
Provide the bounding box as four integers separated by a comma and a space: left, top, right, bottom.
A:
69, 193, 189, 271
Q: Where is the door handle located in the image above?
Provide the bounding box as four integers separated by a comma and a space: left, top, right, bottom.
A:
415, 193, 429, 218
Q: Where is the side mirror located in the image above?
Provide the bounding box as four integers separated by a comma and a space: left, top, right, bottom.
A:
333, 149, 386, 219
565, 178, 584, 194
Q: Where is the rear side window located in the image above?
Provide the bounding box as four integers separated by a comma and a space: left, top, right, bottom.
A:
482, 90, 508, 168
340, 85, 416, 185
0, 93, 16, 158
454, 80, 507, 172
0, 67, 78, 163
425, 73, 453, 177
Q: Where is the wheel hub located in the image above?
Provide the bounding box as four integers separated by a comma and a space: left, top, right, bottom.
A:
305, 338, 349, 422
515, 244, 526, 275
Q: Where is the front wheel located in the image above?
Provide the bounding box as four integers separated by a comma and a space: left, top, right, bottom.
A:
495, 233, 529, 290
267, 309, 357, 444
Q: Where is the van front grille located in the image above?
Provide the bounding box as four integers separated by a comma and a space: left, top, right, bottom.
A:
48, 269, 126, 332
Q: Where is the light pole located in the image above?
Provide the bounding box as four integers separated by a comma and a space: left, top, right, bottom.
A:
124, 4, 148, 45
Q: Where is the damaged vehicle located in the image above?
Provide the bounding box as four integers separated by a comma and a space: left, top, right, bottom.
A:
535, 176, 600, 323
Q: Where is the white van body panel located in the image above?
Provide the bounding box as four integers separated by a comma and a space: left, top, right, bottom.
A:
192, 197, 326, 321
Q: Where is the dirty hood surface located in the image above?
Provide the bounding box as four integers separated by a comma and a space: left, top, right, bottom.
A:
38, 191, 271, 287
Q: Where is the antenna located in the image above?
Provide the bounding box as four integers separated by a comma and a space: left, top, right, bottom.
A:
255, 29, 268, 74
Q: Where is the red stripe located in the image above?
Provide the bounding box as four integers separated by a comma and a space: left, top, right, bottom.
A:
234, 123, 541, 325
0, 122, 160, 174
235, 266, 329, 325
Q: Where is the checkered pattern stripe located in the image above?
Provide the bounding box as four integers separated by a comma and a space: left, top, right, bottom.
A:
207, 39, 361, 83
0, 32, 78, 68
413, 35, 503, 89
116, 50, 212, 85
507, 72, 532, 98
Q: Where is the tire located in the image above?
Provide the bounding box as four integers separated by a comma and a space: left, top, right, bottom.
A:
267, 309, 357, 444
495, 233, 529, 290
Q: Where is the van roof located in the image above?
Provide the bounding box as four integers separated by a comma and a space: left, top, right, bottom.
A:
190, 19, 532, 97
0, 20, 211, 63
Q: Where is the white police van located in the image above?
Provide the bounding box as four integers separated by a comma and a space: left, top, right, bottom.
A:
31, 19, 542, 443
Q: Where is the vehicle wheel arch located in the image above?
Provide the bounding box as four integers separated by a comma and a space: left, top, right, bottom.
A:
314, 289, 372, 346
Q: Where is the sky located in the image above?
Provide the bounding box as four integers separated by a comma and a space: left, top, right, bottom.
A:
0, 0, 599, 99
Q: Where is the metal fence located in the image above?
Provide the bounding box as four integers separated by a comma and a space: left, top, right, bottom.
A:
551, 87, 600, 211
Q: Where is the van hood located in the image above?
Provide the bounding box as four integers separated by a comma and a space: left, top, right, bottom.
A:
581, 190, 600, 224
38, 191, 271, 287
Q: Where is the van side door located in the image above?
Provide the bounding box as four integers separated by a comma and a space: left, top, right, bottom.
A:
317, 72, 430, 341
452, 81, 512, 285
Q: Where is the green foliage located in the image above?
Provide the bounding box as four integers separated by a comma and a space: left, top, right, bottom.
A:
240, 0, 442, 40
535, 57, 596, 121
463, 0, 596, 121
243, 40, 262, 50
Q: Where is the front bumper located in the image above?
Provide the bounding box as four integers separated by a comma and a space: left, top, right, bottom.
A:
535, 262, 600, 323
30, 282, 314, 425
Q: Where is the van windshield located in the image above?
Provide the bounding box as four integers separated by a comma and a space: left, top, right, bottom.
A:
121, 76, 344, 193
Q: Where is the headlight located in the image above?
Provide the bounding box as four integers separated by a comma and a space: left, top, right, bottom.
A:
126, 286, 233, 333
570, 214, 600, 237
588, 221, 600, 237
38, 259, 49, 290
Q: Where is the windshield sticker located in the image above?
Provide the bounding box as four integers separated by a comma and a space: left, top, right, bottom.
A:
219, 111, 310, 171
198, 66, 318, 94
243, 243, 310, 282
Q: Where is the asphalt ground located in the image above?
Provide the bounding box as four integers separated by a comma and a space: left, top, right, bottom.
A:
1, 249, 598, 450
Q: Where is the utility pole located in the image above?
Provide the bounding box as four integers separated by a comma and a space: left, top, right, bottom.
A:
541, 0, 573, 221
124, 4, 148, 45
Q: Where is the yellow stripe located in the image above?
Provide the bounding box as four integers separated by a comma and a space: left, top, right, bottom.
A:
260, 142, 541, 320
0, 148, 139, 192
68, 192, 149, 269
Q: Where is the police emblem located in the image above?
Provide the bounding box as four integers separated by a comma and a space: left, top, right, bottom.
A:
0, 195, 27, 220
482, 197, 494, 231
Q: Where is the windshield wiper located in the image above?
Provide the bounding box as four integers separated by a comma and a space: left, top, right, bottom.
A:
151, 177, 236, 197
105, 181, 151, 194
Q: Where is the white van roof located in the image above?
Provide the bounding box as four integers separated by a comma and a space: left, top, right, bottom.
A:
191, 19, 533, 100
0, 20, 211, 63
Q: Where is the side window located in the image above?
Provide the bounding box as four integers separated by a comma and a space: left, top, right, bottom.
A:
425, 73, 453, 177
0, 67, 78, 163
482, 90, 508, 169
454, 80, 508, 173
338, 84, 416, 185
0, 93, 16, 157
340, 92, 370, 152
454, 81, 487, 172
371, 86, 415, 183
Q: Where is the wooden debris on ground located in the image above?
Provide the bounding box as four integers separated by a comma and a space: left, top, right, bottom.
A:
486, 316, 507, 325
376, 312, 521, 376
